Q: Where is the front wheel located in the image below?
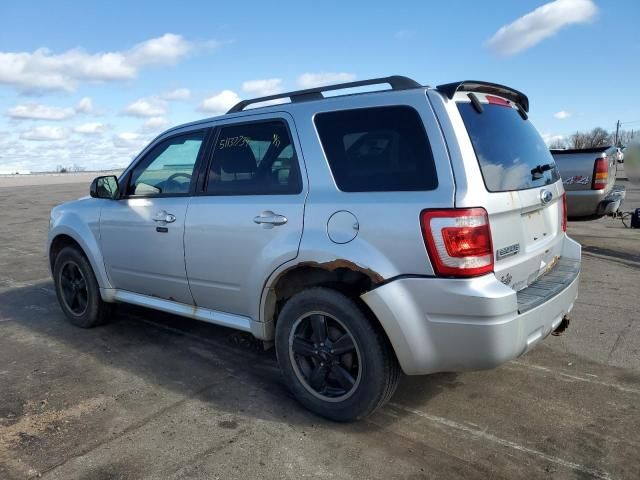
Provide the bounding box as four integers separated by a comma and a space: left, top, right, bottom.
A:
53, 246, 112, 328
275, 287, 400, 422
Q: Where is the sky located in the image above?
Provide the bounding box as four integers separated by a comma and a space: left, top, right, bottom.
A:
0, 0, 638, 173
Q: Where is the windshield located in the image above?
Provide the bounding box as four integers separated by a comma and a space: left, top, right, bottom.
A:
457, 101, 560, 192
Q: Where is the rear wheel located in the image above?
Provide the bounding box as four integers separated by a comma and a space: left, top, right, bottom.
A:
275, 287, 400, 422
53, 246, 112, 328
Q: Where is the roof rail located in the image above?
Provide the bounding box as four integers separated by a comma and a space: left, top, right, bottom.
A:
436, 80, 529, 112
227, 75, 422, 114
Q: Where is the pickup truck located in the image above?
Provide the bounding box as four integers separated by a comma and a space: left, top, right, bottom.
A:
550, 146, 626, 218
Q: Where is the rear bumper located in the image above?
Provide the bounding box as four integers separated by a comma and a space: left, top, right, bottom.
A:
566, 185, 626, 217
596, 184, 626, 215
361, 236, 581, 375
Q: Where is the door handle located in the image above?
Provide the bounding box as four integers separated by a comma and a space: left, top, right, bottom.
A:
153, 211, 176, 223
253, 211, 288, 228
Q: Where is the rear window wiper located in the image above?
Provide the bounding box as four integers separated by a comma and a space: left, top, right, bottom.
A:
530, 163, 554, 179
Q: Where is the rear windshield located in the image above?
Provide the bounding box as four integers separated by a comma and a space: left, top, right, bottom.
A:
457, 102, 560, 192
314, 106, 438, 192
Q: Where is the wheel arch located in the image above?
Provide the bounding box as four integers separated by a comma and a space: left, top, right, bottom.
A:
49, 234, 84, 270
48, 223, 112, 291
259, 259, 388, 342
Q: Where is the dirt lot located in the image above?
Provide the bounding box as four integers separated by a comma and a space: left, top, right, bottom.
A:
1, 176, 639, 480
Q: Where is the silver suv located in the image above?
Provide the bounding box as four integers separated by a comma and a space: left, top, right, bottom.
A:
48, 76, 581, 421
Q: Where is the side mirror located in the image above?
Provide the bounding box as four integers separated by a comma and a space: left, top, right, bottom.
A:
90, 175, 120, 199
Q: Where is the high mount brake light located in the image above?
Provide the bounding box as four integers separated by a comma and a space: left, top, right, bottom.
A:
592, 157, 609, 190
420, 208, 494, 278
485, 95, 511, 108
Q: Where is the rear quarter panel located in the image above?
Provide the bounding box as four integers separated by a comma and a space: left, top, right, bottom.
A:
292, 89, 455, 278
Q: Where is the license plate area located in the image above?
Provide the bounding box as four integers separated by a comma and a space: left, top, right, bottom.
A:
522, 208, 550, 247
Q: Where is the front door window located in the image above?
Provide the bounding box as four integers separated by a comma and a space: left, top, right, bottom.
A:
128, 132, 205, 196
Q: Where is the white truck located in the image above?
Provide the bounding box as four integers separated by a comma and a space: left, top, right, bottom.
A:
551, 146, 626, 218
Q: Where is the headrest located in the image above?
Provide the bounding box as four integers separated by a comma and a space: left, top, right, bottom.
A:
218, 146, 257, 174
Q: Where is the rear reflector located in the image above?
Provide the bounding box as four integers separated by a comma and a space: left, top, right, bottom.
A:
485, 95, 511, 107
592, 157, 608, 190
561, 193, 567, 232
420, 208, 494, 277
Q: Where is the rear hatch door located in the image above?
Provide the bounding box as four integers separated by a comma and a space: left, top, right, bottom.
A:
454, 92, 565, 291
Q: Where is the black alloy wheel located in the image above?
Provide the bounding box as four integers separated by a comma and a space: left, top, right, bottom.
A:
275, 287, 401, 421
289, 311, 362, 402
53, 246, 112, 328
59, 260, 89, 316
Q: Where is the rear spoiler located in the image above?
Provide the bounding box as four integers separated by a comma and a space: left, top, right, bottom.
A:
436, 80, 529, 112
550, 146, 612, 155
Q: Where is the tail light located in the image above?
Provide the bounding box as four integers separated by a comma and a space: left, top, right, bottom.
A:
592, 157, 609, 190
420, 208, 493, 277
561, 193, 567, 232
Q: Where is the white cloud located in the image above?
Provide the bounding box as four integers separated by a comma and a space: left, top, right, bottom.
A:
161, 88, 191, 101
242, 78, 283, 96
0, 33, 213, 92
487, 0, 597, 56
199, 90, 241, 114
542, 133, 566, 146
123, 97, 167, 117
142, 116, 168, 131
126, 33, 196, 67
297, 72, 356, 89
20, 125, 71, 141
113, 131, 146, 150
7, 103, 76, 120
115, 131, 140, 142
554, 110, 572, 119
0, 135, 136, 172
76, 97, 93, 113
74, 122, 106, 134
7, 98, 97, 120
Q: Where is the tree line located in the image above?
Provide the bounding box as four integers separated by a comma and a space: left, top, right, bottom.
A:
549, 127, 637, 149
56, 164, 86, 173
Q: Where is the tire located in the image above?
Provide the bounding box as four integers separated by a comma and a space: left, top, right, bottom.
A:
275, 287, 400, 422
53, 246, 113, 328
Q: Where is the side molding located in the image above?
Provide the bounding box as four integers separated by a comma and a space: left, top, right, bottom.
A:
103, 289, 271, 338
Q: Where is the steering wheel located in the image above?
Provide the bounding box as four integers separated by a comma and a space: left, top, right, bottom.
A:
160, 172, 193, 194
167, 172, 192, 183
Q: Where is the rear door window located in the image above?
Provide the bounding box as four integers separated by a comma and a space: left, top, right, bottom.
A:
314, 106, 438, 192
206, 120, 302, 195
457, 101, 560, 192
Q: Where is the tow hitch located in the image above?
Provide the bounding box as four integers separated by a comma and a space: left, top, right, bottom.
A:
552, 315, 570, 336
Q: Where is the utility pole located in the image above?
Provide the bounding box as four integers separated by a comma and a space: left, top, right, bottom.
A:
614, 120, 621, 146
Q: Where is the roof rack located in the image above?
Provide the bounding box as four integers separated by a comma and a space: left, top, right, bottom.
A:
227, 75, 422, 113
436, 80, 529, 112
